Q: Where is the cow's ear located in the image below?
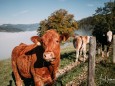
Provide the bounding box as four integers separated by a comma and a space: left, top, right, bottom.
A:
60, 33, 69, 42
31, 36, 41, 46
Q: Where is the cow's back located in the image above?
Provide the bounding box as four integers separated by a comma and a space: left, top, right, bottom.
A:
12, 43, 37, 78
12, 43, 26, 58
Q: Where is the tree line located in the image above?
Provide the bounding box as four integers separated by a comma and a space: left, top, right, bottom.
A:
92, 0, 115, 36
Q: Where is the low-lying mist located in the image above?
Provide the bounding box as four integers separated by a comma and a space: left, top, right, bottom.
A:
0, 31, 38, 60
75, 28, 92, 36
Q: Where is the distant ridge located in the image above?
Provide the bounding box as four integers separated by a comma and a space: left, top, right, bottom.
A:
0, 23, 39, 32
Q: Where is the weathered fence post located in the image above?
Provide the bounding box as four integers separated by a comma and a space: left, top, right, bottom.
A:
88, 36, 96, 86
113, 35, 115, 63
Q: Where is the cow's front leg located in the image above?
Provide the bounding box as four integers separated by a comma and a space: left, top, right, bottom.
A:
30, 55, 44, 86
102, 44, 105, 57
34, 75, 44, 86
16, 79, 23, 86
106, 45, 110, 57
106, 52, 109, 57
31, 68, 44, 86
31, 64, 44, 86
12, 61, 23, 86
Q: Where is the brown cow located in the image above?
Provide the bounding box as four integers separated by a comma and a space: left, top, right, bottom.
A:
73, 35, 91, 62
11, 29, 69, 86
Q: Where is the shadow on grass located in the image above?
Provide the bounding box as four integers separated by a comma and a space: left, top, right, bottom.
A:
7, 80, 12, 86
61, 51, 76, 61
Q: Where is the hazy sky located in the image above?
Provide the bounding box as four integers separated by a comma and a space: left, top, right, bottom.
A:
0, 0, 110, 25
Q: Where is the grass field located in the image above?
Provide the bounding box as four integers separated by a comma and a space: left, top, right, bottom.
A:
0, 43, 115, 86
0, 59, 15, 86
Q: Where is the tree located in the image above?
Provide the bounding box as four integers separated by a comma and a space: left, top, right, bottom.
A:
37, 9, 78, 36
92, 1, 115, 35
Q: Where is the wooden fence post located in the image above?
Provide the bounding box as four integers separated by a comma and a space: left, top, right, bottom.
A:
88, 36, 96, 86
113, 35, 115, 63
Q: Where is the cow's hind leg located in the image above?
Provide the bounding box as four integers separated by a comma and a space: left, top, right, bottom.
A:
79, 48, 82, 56
82, 47, 87, 62
75, 49, 79, 62
12, 61, 23, 86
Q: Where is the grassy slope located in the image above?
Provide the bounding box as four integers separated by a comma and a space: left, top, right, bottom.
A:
0, 44, 115, 86
0, 59, 15, 86
95, 56, 115, 86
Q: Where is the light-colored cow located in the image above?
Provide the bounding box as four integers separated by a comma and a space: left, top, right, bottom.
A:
73, 35, 91, 62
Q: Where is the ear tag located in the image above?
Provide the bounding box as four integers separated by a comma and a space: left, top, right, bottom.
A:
37, 42, 41, 46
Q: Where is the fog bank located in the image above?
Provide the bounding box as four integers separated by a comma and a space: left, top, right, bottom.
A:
0, 31, 37, 60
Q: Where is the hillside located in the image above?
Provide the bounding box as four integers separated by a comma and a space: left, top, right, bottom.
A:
75, 16, 94, 35
0, 23, 39, 32
0, 16, 94, 33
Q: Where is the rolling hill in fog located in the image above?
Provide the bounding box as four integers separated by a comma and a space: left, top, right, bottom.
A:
0, 23, 39, 32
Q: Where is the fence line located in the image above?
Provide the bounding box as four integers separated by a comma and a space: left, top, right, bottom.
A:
57, 36, 97, 86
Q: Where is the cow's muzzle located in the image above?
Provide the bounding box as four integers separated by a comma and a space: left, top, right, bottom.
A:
43, 52, 55, 62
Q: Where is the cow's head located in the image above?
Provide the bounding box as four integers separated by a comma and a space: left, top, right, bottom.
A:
106, 30, 112, 42
31, 29, 69, 62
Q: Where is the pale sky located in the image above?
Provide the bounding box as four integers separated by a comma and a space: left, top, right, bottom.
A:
0, 0, 111, 25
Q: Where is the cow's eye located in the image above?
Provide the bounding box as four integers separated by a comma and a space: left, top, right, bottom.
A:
56, 40, 59, 43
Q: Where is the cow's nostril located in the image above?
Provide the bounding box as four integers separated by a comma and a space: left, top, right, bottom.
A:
50, 53, 53, 57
